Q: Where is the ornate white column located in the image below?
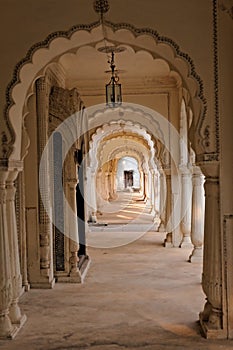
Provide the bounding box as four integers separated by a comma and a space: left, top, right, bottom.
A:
86, 167, 97, 223
15, 172, 30, 291
108, 171, 114, 200
6, 170, 27, 328
0, 169, 18, 339
96, 169, 103, 214
189, 166, 205, 262
153, 170, 161, 230
164, 169, 173, 247
199, 162, 224, 337
179, 167, 192, 248
90, 170, 97, 221
68, 181, 81, 282
104, 171, 109, 200
158, 170, 166, 232
144, 173, 149, 200
140, 170, 144, 196
147, 170, 153, 212
112, 171, 117, 199
36, 77, 55, 288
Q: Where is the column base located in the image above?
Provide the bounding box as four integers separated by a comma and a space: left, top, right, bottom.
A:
0, 315, 19, 340
78, 255, 91, 283
199, 314, 227, 339
56, 274, 82, 283
87, 214, 97, 223
164, 232, 173, 248
188, 247, 203, 263
12, 314, 27, 329
179, 237, 193, 248
30, 278, 55, 289
153, 216, 161, 231
0, 326, 19, 340
56, 256, 91, 284
9, 301, 27, 327
23, 283, 30, 292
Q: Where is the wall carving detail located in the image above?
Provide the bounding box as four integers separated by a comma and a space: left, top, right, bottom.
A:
49, 86, 82, 122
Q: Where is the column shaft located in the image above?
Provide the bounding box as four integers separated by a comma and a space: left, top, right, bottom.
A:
164, 170, 173, 247
199, 162, 224, 337
6, 171, 27, 327
36, 77, 55, 287
180, 168, 192, 248
0, 170, 18, 339
189, 167, 205, 262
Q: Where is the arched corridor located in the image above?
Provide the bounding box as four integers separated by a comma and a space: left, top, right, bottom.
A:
0, 0, 233, 345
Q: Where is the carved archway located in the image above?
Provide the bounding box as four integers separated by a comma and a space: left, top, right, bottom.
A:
3, 22, 206, 161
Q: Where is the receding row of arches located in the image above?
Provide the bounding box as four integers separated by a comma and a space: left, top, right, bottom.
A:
0, 22, 228, 341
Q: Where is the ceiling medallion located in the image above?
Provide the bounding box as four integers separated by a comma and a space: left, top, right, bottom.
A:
93, 0, 110, 15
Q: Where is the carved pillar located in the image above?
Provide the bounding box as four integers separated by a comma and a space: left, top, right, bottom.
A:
6, 170, 27, 328
179, 167, 192, 248
0, 170, 18, 339
199, 162, 224, 337
36, 77, 55, 288
90, 171, 97, 221
147, 170, 153, 211
15, 172, 29, 291
153, 170, 161, 230
96, 169, 103, 214
159, 170, 166, 232
189, 166, 205, 262
144, 173, 149, 200
68, 181, 81, 282
104, 171, 109, 200
150, 170, 155, 214
164, 169, 173, 247
108, 171, 113, 200
112, 171, 117, 199
140, 170, 144, 196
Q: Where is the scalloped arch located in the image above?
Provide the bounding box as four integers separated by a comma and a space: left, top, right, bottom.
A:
5, 21, 206, 159
88, 119, 158, 172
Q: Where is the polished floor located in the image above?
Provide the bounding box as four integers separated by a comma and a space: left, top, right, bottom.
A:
1, 194, 232, 350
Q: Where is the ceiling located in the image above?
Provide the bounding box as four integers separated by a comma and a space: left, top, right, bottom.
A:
58, 43, 181, 97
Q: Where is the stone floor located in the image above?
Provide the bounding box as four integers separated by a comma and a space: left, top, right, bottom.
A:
1, 192, 232, 349
1, 231, 233, 350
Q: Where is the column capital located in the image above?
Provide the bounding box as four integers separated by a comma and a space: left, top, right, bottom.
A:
197, 161, 219, 179
179, 165, 192, 176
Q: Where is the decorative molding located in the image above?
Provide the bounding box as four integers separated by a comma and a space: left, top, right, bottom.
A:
4, 21, 206, 158
203, 125, 210, 148
93, 0, 110, 14
196, 152, 219, 163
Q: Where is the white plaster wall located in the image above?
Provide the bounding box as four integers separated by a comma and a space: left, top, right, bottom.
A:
116, 157, 140, 190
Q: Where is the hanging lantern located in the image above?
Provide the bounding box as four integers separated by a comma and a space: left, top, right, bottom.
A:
106, 51, 122, 107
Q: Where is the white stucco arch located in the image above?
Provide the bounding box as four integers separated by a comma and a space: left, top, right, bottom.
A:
4, 22, 206, 160
88, 119, 158, 174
